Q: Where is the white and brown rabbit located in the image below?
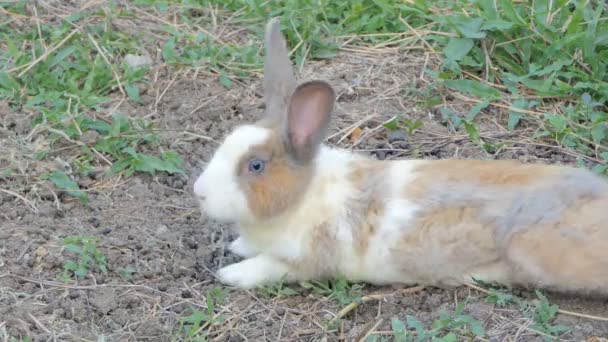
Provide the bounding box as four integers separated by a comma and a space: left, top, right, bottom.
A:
193, 18, 608, 294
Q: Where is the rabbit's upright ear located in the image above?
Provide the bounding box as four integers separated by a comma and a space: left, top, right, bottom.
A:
264, 18, 297, 123
286, 81, 335, 164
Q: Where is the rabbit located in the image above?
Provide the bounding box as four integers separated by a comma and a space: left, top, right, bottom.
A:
193, 17, 608, 294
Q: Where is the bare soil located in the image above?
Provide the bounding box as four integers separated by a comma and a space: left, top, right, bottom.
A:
1, 22, 608, 342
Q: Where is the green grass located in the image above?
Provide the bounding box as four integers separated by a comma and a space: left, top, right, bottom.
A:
257, 274, 364, 305
300, 276, 364, 305
60, 236, 108, 280
0, 1, 186, 203
375, 301, 486, 342
484, 286, 571, 340
2, 0, 606, 204
147, 0, 608, 171
172, 287, 227, 341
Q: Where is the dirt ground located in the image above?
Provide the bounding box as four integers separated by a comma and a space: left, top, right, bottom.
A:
2, 13, 608, 342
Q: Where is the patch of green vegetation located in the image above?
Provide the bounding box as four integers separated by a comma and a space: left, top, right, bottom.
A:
521, 290, 571, 339
118, 266, 137, 280
173, 287, 227, 342
384, 115, 425, 135
8, 338, 32, 342
482, 285, 570, 340
192, 0, 608, 173
258, 274, 301, 298
375, 301, 486, 342
60, 236, 107, 280
484, 288, 517, 307
0, 1, 185, 202
256, 275, 364, 305
301, 275, 364, 305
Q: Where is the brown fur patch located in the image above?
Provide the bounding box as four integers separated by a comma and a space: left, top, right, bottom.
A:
347, 160, 387, 256
397, 159, 608, 290
392, 205, 502, 285
504, 193, 608, 292
411, 159, 565, 189
236, 131, 313, 220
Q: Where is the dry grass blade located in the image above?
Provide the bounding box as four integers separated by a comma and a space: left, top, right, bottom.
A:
0, 188, 38, 213
87, 33, 125, 96
12, 27, 80, 76
330, 285, 425, 323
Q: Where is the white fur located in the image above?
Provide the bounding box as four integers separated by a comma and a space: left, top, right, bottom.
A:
213, 145, 427, 288
237, 145, 362, 261
228, 236, 258, 258
193, 125, 271, 222
354, 161, 424, 283
218, 254, 290, 288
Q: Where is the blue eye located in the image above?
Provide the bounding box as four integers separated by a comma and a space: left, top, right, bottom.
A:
248, 159, 265, 173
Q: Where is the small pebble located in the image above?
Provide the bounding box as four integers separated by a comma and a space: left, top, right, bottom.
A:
101, 227, 112, 235
158, 284, 168, 292
275, 307, 286, 316
173, 179, 184, 189
186, 239, 198, 249
89, 217, 101, 228
387, 130, 408, 143
172, 269, 183, 279
124, 54, 152, 68
228, 334, 243, 342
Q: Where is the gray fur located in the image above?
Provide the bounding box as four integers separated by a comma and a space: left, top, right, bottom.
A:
417, 167, 608, 244
263, 18, 297, 124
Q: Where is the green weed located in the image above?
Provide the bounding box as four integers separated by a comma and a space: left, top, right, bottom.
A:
8, 338, 32, 342
258, 274, 301, 298
301, 275, 363, 305
384, 115, 425, 135
118, 267, 137, 280
521, 290, 571, 340
173, 287, 227, 341
383, 301, 486, 342
198, 0, 608, 172
480, 284, 570, 340
0, 1, 185, 203
60, 236, 107, 280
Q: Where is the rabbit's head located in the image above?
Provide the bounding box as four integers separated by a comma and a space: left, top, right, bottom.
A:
193, 18, 335, 223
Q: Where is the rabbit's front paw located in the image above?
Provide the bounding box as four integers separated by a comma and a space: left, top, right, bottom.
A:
228, 237, 257, 258
217, 255, 289, 289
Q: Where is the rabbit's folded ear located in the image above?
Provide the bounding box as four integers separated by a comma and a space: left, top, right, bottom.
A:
264, 18, 297, 123
286, 81, 335, 163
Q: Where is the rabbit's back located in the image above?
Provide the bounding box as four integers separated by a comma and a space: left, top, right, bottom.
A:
378, 159, 608, 291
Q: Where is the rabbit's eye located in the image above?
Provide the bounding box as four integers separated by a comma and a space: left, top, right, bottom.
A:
248, 159, 266, 173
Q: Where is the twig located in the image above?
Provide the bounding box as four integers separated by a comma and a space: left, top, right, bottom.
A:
27, 312, 50, 334
0, 188, 38, 213
149, 72, 179, 118
357, 318, 384, 342
331, 285, 425, 323
188, 92, 226, 116
87, 33, 125, 96
465, 283, 608, 322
